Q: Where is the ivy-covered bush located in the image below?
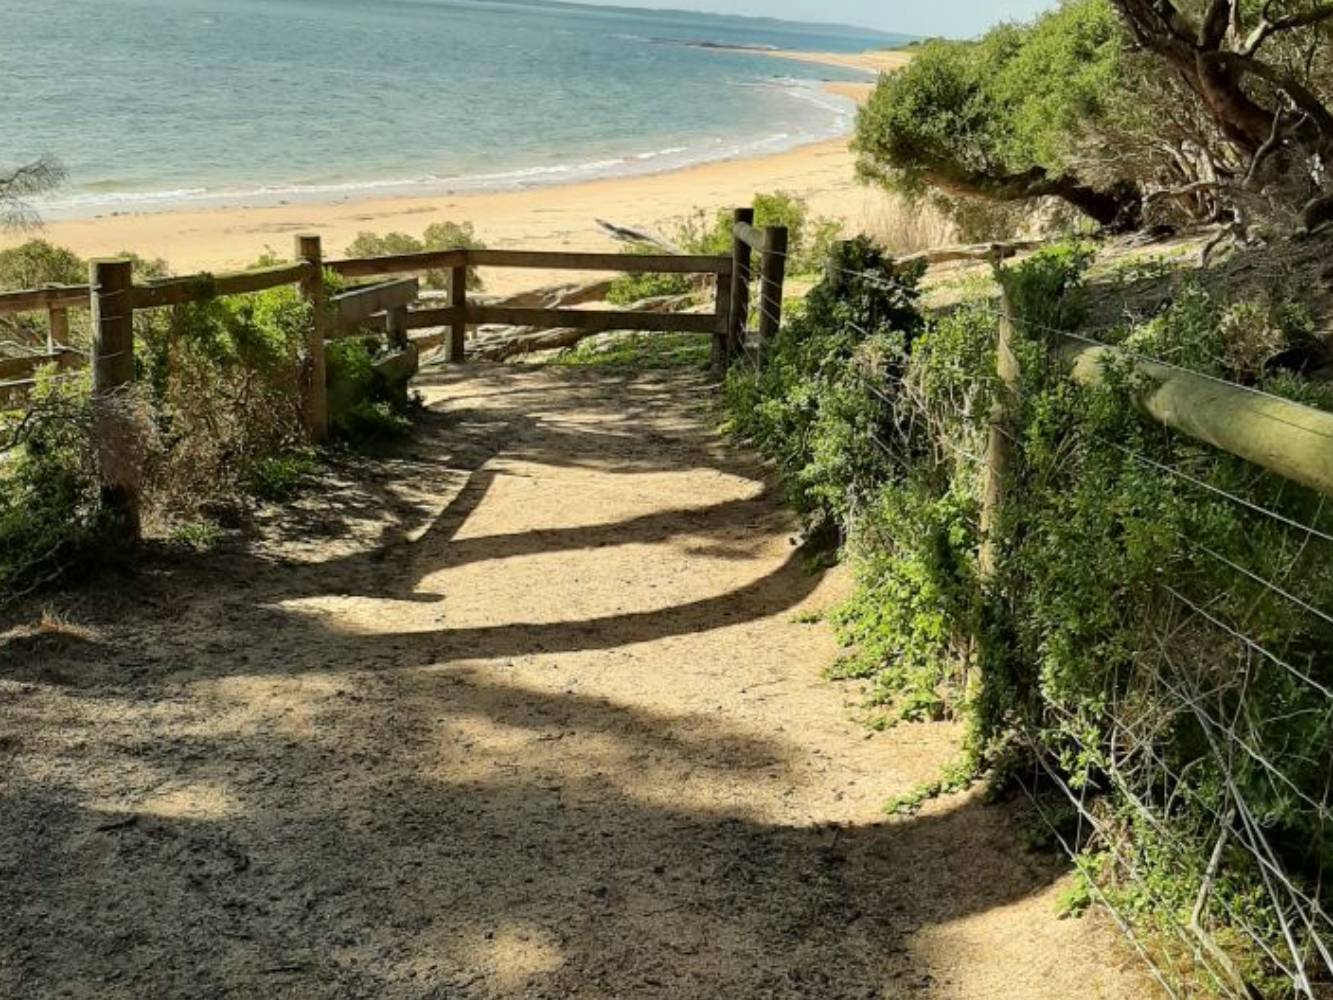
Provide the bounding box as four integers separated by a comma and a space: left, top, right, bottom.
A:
727, 234, 1333, 992
723, 236, 924, 523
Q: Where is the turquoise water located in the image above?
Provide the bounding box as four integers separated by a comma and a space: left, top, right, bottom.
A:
4, 0, 901, 217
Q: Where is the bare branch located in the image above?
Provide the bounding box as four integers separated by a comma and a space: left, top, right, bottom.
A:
0, 155, 66, 231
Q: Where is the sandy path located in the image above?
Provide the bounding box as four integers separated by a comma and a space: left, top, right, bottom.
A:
0, 365, 1147, 999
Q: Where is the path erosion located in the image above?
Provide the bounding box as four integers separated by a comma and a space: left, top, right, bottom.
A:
1, 364, 1148, 999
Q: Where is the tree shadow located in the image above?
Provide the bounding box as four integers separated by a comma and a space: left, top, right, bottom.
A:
1, 364, 1081, 996
2, 668, 1072, 999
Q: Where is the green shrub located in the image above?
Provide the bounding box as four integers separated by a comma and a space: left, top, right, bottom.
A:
134, 285, 310, 513
551, 332, 710, 370
0, 239, 85, 289
325, 338, 415, 445
0, 371, 107, 593
853, 0, 1137, 227
605, 245, 693, 306
344, 221, 486, 290
250, 451, 320, 501
723, 236, 924, 524
608, 191, 843, 305
728, 235, 1333, 989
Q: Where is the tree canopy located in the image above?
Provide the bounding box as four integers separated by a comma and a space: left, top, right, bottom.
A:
856, 0, 1333, 235
854, 1, 1139, 227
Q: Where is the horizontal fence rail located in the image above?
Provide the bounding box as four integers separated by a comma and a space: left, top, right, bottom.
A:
0, 348, 83, 381
326, 248, 467, 278
467, 304, 721, 335
132, 261, 313, 310
469, 249, 733, 275
0, 213, 782, 551
1055, 335, 1333, 499
0, 284, 91, 315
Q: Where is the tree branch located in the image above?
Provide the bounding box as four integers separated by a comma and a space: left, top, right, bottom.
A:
1242, 3, 1333, 56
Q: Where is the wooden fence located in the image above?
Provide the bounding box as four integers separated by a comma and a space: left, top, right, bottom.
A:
0, 211, 790, 535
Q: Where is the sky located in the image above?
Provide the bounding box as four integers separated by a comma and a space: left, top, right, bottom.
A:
574, 0, 1060, 37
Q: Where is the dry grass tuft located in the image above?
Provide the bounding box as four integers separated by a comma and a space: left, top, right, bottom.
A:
857, 195, 957, 255
0, 607, 101, 655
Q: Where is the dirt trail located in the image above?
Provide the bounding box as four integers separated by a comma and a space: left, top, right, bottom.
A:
1, 365, 1148, 999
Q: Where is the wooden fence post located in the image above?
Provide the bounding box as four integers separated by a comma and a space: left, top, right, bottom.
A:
978, 283, 1021, 580
295, 234, 329, 443
385, 304, 410, 351
727, 207, 755, 363
448, 264, 468, 362
90, 258, 140, 540
712, 270, 733, 375
47, 298, 69, 353
756, 224, 789, 356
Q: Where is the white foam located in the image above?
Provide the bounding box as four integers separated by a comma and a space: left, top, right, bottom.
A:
34, 79, 858, 219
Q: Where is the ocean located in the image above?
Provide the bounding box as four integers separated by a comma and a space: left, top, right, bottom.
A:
4, 0, 902, 218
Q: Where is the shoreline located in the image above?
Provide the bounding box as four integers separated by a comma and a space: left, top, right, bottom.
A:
3, 59, 890, 297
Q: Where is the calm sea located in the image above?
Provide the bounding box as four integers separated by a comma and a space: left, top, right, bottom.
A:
4, 0, 901, 217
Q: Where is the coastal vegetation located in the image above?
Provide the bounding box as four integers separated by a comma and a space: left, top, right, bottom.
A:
7, 2, 1333, 993
0, 242, 414, 593
856, 0, 1333, 243
344, 222, 487, 290
606, 190, 840, 305
716, 232, 1333, 995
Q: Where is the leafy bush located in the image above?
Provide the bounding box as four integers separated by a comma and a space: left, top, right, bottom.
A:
728, 234, 1333, 990
604, 245, 694, 306
344, 221, 486, 290
607, 191, 842, 306
0, 372, 108, 593
551, 332, 710, 370
131, 285, 314, 521
723, 236, 924, 523
0, 239, 85, 289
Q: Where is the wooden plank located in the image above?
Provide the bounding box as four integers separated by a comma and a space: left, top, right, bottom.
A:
728, 207, 755, 364
48, 306, 69, 353
467, 304, 716, 335
403, 306, 464, 330
0, 285, 90, 315
0, 349, 84, 381
979, 288, 1021, 579
330, 278, 420, 332
711, 270, 732, 374
469, 249, 731, 275
326, 249, 467, 278
756, 225, 789, 350
1056, 334, 1333, 499
133, 261, 312, 309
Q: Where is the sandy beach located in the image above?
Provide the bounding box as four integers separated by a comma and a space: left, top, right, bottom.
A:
4, 60, 897, 297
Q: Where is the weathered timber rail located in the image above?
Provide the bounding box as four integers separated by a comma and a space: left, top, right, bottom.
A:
2, 212, 790, 535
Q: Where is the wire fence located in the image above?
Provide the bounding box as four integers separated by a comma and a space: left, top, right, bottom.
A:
997, 307, 1330, 995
